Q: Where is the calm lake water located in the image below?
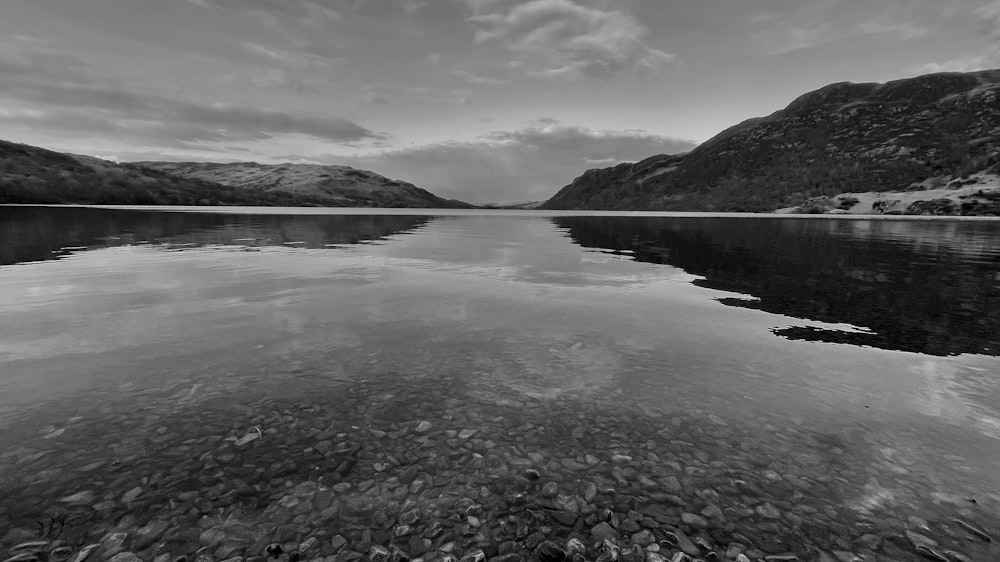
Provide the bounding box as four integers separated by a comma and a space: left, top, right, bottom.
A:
1, 206, 999, 562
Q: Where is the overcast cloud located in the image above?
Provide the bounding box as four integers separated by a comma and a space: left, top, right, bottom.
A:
338, 120, 696, 204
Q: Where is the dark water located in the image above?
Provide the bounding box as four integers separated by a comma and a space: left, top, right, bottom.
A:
1, 206, 999, 562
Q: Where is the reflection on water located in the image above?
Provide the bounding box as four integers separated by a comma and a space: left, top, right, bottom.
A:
0, 206, 432, 266
554, 216, 1000, 356
1, 207, 999, 562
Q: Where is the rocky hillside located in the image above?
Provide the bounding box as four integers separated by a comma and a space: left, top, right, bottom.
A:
542, 69, 1000, 214
0, 139, 469, 207
137, 161, 471, 208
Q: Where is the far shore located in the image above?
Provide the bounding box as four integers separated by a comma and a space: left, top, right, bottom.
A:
6, 203, 1000, 219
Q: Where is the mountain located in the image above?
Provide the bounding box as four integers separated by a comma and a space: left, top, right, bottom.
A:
480, 200, 546, 209
136, 161, 472, 208
542, 69, 1000, 215
0, 139, 469, 208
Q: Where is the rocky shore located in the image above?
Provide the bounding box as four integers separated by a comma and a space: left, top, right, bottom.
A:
1, 372, 996, 562
773, 175, 1000, 216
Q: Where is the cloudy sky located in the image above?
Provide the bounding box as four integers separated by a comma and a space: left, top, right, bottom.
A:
3, 0, 999, 203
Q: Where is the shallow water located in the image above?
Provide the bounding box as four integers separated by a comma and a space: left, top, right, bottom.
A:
1, 206, 999, 562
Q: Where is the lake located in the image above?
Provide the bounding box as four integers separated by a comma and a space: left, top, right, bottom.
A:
1, 205, 999, 562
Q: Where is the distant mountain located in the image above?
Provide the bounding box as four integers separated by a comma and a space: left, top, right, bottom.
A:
542, 69, 1000, 215
136, 161, 472, 208
0, 139, 470, 208
480, 200, 546, 209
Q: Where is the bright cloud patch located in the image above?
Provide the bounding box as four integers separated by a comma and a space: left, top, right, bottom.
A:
336, 120, 696, 204
464, 0, 676, 78
919, 46, 1000, 74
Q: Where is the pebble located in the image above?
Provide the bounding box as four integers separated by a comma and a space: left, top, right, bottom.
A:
681, 512, 709, 528
121, 486, 143, 503
0, 376, 994, 562
673, 530, 700, 557
369, 546, 390, 562
631, 530, 655, 547
590, 523, 620, 542
69, 545, 98, 562
459, 550, 485, 562
755, 503, 781, 519
953, 519, 992, 542
536, 541, 566, 562
44, 428, 66, 440
659, 476, 682, 493
906, 531, 938, 548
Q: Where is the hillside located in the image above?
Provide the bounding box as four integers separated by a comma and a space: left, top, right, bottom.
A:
136, 161, 472, 208
0, 140, 469, 208
542, 69, 1000, 214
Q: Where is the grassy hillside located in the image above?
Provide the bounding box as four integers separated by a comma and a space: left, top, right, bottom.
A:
542, 69, 1000, 214
0, 140, 470, 208
135, 161, 472, 208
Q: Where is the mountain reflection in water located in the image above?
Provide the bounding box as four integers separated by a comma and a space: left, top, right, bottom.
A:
0, 206, 432, 266
553, 216, 1000, 357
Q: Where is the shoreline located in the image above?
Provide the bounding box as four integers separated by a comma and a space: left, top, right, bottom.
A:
774, 175, 1000, 216
5, 203, 1000, 220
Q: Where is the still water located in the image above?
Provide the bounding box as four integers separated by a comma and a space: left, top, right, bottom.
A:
1, 206, 999, 562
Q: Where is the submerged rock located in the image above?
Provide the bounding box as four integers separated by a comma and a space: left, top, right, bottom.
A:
535, 541, 565, 562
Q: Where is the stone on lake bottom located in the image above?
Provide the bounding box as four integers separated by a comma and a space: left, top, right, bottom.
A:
755, 503, 781, 519
631, 530, 655, 547
459, 550, 486, 562
535, 541, 566, 562
590, 522, 619, 542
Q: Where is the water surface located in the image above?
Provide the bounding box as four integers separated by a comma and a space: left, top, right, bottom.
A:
1, 206, 998, 562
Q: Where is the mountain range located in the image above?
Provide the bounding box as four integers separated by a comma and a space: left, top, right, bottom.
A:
0, 140, 470, 208
3, 69, 1000, 214
542, 69, 1000, 215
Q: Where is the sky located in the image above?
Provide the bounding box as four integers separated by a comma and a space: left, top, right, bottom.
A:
2, 0, 1000, 204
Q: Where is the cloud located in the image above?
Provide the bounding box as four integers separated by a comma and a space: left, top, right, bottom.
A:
751, 20, 835, 54
334, 120, 697, 204
242, 41, 345, 69
463, 0, 676, 78
453, 70, 508, 85
857, 20, 927, 40
185, 0, 342, 25
0, 47, 383, 149
749, 1, 943, 54
918, 46, 1000, 74
977, 1, 1000, 38
360, 84, 474, 105
400, 0, 428, 14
